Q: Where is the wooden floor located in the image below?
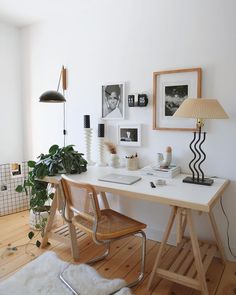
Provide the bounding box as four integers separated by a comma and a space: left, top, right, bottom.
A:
0, 211, 236, 294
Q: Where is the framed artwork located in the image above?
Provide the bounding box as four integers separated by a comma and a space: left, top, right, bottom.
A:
101, 83, 125, 120
10, 163, 23, 178
153, 68, 202, 131
118, 124, 141, 146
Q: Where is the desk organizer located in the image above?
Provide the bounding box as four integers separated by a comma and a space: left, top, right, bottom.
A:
126, 157, 138, 170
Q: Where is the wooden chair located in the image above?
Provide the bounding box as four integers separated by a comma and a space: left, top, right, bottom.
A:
59, 174, 147, 292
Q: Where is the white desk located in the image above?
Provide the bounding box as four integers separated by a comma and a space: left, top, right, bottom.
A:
41, 166, 229, 295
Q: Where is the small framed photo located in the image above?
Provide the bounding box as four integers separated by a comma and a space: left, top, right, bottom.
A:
153, 68, 202, 131
10, 163, 23, 178
102, 83, 125, 120
118, 125, 141, 146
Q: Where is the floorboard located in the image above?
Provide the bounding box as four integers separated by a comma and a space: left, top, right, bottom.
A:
0, 211, 234, 294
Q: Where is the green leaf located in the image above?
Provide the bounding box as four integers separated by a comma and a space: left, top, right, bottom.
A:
15, 185, 23, 193
35, 164, 48, 179
49, 145, 59, 154
63, 145, 74, 153
36, 240, 41, 248
28, 231, 34, 240
28, 160, 36, 168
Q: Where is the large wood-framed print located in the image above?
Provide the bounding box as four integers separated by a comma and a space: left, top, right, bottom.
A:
153, 68, 202, 131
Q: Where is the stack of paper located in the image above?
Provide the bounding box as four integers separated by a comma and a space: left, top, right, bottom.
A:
140, 165, 181, 178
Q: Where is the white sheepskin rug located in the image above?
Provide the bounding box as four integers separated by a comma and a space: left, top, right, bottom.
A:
0, 251, 133, 295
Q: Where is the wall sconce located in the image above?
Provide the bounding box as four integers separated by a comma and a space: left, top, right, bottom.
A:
39, 65, 67, 146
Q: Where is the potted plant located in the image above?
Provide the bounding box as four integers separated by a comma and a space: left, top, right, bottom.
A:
16, 144, 87, 246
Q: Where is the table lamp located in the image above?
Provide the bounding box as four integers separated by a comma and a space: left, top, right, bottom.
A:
39, 65, 67, 146
174, 98, 228, 186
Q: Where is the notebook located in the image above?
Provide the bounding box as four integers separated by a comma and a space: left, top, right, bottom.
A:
98, 173, 141, 185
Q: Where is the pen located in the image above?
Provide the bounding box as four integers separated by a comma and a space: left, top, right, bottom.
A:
150, 181, 156, 188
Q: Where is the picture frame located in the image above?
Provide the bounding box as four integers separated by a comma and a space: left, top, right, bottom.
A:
10, 163, 23, 178
101, 83, 125, 120
118, 124, 141, 146
153, 68, 202, 131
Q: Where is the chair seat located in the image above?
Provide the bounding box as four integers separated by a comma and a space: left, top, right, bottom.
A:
73, 209, 146, 240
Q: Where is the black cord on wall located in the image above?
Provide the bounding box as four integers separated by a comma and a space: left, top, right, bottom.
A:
220, 196, 236, 259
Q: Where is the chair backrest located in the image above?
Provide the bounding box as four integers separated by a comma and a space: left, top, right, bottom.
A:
61, 174, 101, 222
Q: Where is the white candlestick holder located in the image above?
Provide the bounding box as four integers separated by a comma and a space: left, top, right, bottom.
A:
97, 137, 108, 167
84, 128, 95, 166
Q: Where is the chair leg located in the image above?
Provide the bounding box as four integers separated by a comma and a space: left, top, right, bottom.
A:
126, 230, 146, 289
86, 242, 110, 265
59, 243, 110, 295
59, 231, 146, 294
59, 264, 79, 295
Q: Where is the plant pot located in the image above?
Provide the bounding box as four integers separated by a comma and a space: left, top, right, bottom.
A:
29, 206, 50, 230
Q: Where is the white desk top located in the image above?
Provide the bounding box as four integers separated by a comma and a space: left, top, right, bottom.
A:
45, 166, 229, 212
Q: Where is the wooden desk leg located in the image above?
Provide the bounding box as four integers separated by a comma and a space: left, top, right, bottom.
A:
58, 183, 80, 261
209, 210, 227, 263
99, 192, 110, 209
66, 204, 80, 261
181, 214, 187, 241
176, 208, 182, 244
186, 209, 209, 295
41, 188, 58, 248
147, 206, 177, 290
176, 208, 187, 244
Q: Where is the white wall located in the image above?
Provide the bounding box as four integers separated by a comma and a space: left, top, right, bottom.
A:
21, 0, 236, 260
0, 22, 23, 163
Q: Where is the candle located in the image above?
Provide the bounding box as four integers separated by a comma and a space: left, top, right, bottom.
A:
84, 115, 90, 128
98, 123, 105, 137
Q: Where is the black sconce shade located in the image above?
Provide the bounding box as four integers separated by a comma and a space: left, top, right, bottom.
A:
39, 90, 66, 103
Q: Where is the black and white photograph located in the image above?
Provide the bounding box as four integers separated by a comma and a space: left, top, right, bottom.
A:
153, 68, 201, 131
165, 85, 188, 116
102, 83, 125, 119
118, 125, 141, 146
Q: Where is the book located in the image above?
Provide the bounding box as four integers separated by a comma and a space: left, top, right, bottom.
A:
140, 164, 181, 178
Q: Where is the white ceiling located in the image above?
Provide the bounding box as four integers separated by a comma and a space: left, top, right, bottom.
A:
0, 0, 72, 27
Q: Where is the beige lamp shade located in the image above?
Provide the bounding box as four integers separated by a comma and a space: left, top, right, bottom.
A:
173, 98, 229, 119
